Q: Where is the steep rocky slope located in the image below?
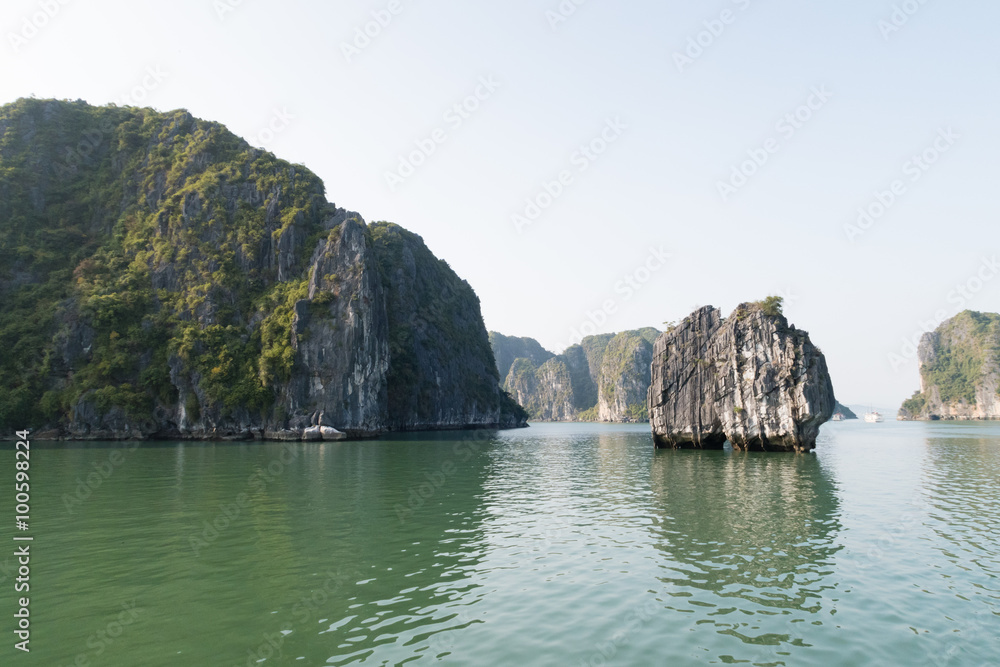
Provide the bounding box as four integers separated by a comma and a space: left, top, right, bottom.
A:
371, 223, 522, 431
0, 99, 525, 439
899, 311, 1000, 421
489, 332, 554, 381
648, 302, 834, 452
490, 328, 659, 422
504, 357, 578, 422
597, 330, 655, 422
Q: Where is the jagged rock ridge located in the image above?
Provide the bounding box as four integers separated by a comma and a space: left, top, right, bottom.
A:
648, 303, 834, 453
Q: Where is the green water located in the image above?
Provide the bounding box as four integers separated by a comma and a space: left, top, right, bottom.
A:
1, 421, 998, 666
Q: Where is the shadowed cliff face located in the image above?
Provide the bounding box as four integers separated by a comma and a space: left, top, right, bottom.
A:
369, 222, 526, 431
648, 304, 834, 453
0, 98, 524, 439
899, 311, 1000, 421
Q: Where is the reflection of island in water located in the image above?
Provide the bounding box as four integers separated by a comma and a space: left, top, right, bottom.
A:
294, 431, 497, 665
920, 427, 1000, 615
33, 436, 497, 666
648, 449, 842, 648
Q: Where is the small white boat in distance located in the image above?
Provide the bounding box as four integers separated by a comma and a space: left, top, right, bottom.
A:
864, 408, 883, 423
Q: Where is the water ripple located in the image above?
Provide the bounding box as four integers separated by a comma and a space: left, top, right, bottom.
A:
3, 423, 1000, 665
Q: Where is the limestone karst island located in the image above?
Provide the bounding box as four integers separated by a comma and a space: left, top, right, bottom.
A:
0, 101, 845, 449
1, 100, 527, 441
898, 311, 1000, 421
2, 8, 999, 659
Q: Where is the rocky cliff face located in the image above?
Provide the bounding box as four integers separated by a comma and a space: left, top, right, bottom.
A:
597, 331, 654, 422
277, 216, 390, 438
561, 344, 599, 411
504, 357, 578, 422
580, 334, 615, 386
0, 99, 525, 439
491, 328, 658, 422
898, 311, 1000, 421
371, 223, 526, 431
648, 303, 834, 452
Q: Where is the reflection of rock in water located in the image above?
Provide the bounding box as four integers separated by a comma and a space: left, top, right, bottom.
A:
648, 449, 841, 650
595, 429, 655, 494
261, 433, 496, 665
920, 431, 1000, 611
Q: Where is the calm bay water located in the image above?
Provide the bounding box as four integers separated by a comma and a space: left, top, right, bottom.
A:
1, 421, 998, 666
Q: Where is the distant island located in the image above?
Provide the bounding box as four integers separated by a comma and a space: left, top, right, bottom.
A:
0, 99, 525, 440
898, 310, 1000, 421
834, 402, 858, 420
489, 328, 659, 422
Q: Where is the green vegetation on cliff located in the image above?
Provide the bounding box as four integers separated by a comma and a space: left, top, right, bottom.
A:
0, 99, 329, 430
503, 357, 575, 421
901, 391, 927, 416
755, 295, 785, 318
900, 311, 1000, 420
925, 312, 999, 404
596, 330, 654, 422
599, 331, 651, 397
0, 99, 523, 435
580, 333, 614, 381
488, 332, 554, 380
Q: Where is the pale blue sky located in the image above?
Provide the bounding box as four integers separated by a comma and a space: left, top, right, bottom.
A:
2, 0, 998, 409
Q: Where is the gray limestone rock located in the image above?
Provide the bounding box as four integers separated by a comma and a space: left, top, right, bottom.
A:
648, 304, 834, 453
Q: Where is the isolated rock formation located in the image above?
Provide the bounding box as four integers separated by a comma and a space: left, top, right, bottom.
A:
898, 311, 1000, 421
648, 303, 835, 452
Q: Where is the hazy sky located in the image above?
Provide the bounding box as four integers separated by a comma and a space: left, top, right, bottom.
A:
2, 0, 998, 410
